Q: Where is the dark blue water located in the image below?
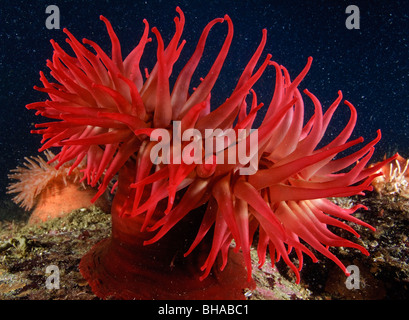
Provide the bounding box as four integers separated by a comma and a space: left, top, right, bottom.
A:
1, 0, 408, 202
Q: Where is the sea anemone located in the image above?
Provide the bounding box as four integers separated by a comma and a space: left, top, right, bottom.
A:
26, 7, 395, 299
371, 153, 409, 198
7, 150, 110, 224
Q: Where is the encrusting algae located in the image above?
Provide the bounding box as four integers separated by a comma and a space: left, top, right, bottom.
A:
0, 195, 407, 300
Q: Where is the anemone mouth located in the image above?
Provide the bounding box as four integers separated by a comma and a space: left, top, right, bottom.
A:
27, 6, 396, 298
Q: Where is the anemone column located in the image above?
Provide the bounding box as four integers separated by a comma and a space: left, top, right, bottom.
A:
79, 160, 252, 299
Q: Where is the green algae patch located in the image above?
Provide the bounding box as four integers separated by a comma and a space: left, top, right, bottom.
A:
0, 206, 110, 299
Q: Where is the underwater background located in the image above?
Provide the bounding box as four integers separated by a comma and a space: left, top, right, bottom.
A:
1, 0, 408, 217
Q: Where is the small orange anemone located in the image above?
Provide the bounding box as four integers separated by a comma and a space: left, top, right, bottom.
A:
371, 153, 409, 197
7, 150, 110, 224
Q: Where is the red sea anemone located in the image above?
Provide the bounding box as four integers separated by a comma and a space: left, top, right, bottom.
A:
26, 7, 395, 299
7, 150, 110, 224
